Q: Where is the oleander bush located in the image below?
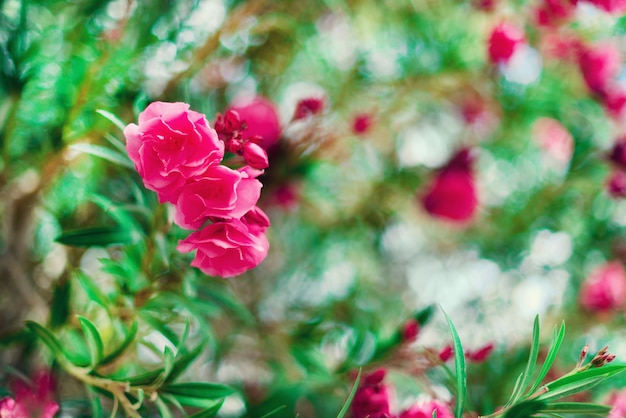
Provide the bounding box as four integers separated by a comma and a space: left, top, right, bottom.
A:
1, 0, 626, 417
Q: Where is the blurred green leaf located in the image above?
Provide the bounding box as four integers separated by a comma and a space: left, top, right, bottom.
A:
50, 279, 71, 329
96, 109, 127, 132
56, 226, 136, 247
506, 315, 540, 405
336, 368, 360, 418
187, 400, 225, 418
100, 321, 138, 366
162, 382, 235, 401
77, 315, 104, 367
69, 143, 134, 169
24, 321, 65, 361
443, 309, 466, 418
528, 322, 565, 395
540, 402, 611, 415
503, 400, 547, 418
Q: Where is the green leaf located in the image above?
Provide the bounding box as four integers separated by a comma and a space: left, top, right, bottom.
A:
546, 364, 626, 390
503, 400, 547, 418
527, 321, 565, 395
96, 109, 128, 132
161, 382, 235, 401
49, 280, 71, 329
25, 321, 65, 361
124, 343, 204, 387
432, 410, 437, 418
99, 321, 138, 366
443, 309, 466, 418
75, 271, 110, 308
105, 132, 129, 155
70, 143, 134, 169
539, 402, 612, 415
154, 396, 175, 418
536, 376, 606, 401
337, 368, 361, 418
77, 316, 104, 367
507, 315, 541, 405
187, 400, 225, 418
56, 226, 135, 247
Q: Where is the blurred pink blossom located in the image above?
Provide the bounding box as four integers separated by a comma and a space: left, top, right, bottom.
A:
579, 261, 626, 312
292, 97, 325, 121
533, 117, 574, 166
466, 342, 495, 363
351, 369, 392, 418
607, 389, 626, 418
607, 171, 626, 198
578, 43, 621, 94
0, 370, 59, 418
487, 22, 525, 64
352, 113, 374, 135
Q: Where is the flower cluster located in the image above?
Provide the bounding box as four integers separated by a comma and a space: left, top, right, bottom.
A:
125, 101, 270, 278
351, 369, 454, 418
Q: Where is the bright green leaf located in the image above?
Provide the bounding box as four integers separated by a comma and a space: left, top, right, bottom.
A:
77, 315, 104, 367
337, 368, 361, 418
443, 308, 466, 418
70, 143, 134, 169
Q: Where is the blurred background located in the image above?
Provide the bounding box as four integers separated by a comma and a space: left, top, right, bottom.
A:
1, 0, 626, 416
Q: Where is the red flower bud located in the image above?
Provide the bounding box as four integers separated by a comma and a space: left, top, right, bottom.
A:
439, 345, 454, 362
402, 319, 420, 342
466, 342, 495, 363
228, 96, 282, 149
293, 97, 325, 121
243, 142, 269, 170
578, 43, 620, 94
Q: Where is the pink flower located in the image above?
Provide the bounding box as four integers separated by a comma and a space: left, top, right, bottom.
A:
533, 117, 574, 166
351, 369, 392, 418
292, 97, 325, 121
228, 97, 281, 149
352, 113, 373, 135
578, 43, 621, 94
607, 171, 626, 198
439, 345, 454, 362
607, 389, 626, 418
579, 261, 626, 312
177, 217, 269, 278
534, 0, 577, 26
609, 136, 626, 169
466, 342, 495, 363
398, 400, 454, 418
421, 150, 478, 223
487, 22, 525, 64
243, 142, 269, 169
124, 102, 224, 203
1, 370, 59, 418
240, 206, 270, 236
173, 166, 262, 229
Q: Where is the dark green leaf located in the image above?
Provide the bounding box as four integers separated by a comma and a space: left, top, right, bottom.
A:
56, 226, 136, 247
50, 280, 71, 329
25, 321, 65, 361
187, 400, 225, 418
259, 405, 287, 418
507, 315, 540, 405
443, 309, 466, 418
540, 402, 611, 415
161, 382, 235, 400
337, 368, 361, 418
70, 143, 134, 169
77, 316, 104, 367
100, 321, 138, 366
503, 400, 547, 418
546, 365, 626, 391
154, 396, 175, 418
75, 271, 110, 308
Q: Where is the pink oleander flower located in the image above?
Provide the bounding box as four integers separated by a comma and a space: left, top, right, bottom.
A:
1, 370, 59, 418
466, 342, 495, 363
607, 171, 626, 198
421, 149, 478, 223
487, 22, 525, 64
351, 369, 392, 418
607, 389, 626, 418
292, 97, 325, 121
173, 165, 262, 229
273, 183, 301, 210
438, 345, 454, 362
177, 214, 269, 278
352, 113, 373, 135
125, 102, 224, 203
539, 32, 582, 61
473, 0, 497, 11
533, 117, 574, 166
398, 400, 454, 418
579, 261, 626, 312
228, 97, 281, 149
578, 43, 621, 94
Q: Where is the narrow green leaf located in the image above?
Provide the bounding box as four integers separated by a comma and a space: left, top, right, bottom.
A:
56, 226, 135, 247
536, 376, 606, 401
162, 394, 223, 409
507, 315, 541, 406
49, 280, 71, 329
75, 272, 110, 308
153, 396, 174, 418
164, 342, 205, 385
540, 402, 611, 415
527, 321, 565, 395
96, 109, 127, 132
432, 410, 438, 418
187, 400, 225, 418
100, 321, 138, 366
104, 132, 128, 155
546, 364, 626, 390
77, 316, 104, 367
25, 321, 65, 360
162, 382, 235, 400
70, 143, 134, 169
87, 193, 138, 230
503, 400, 547, 418
337, 368, 361, 418
443, 309, 466, 418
